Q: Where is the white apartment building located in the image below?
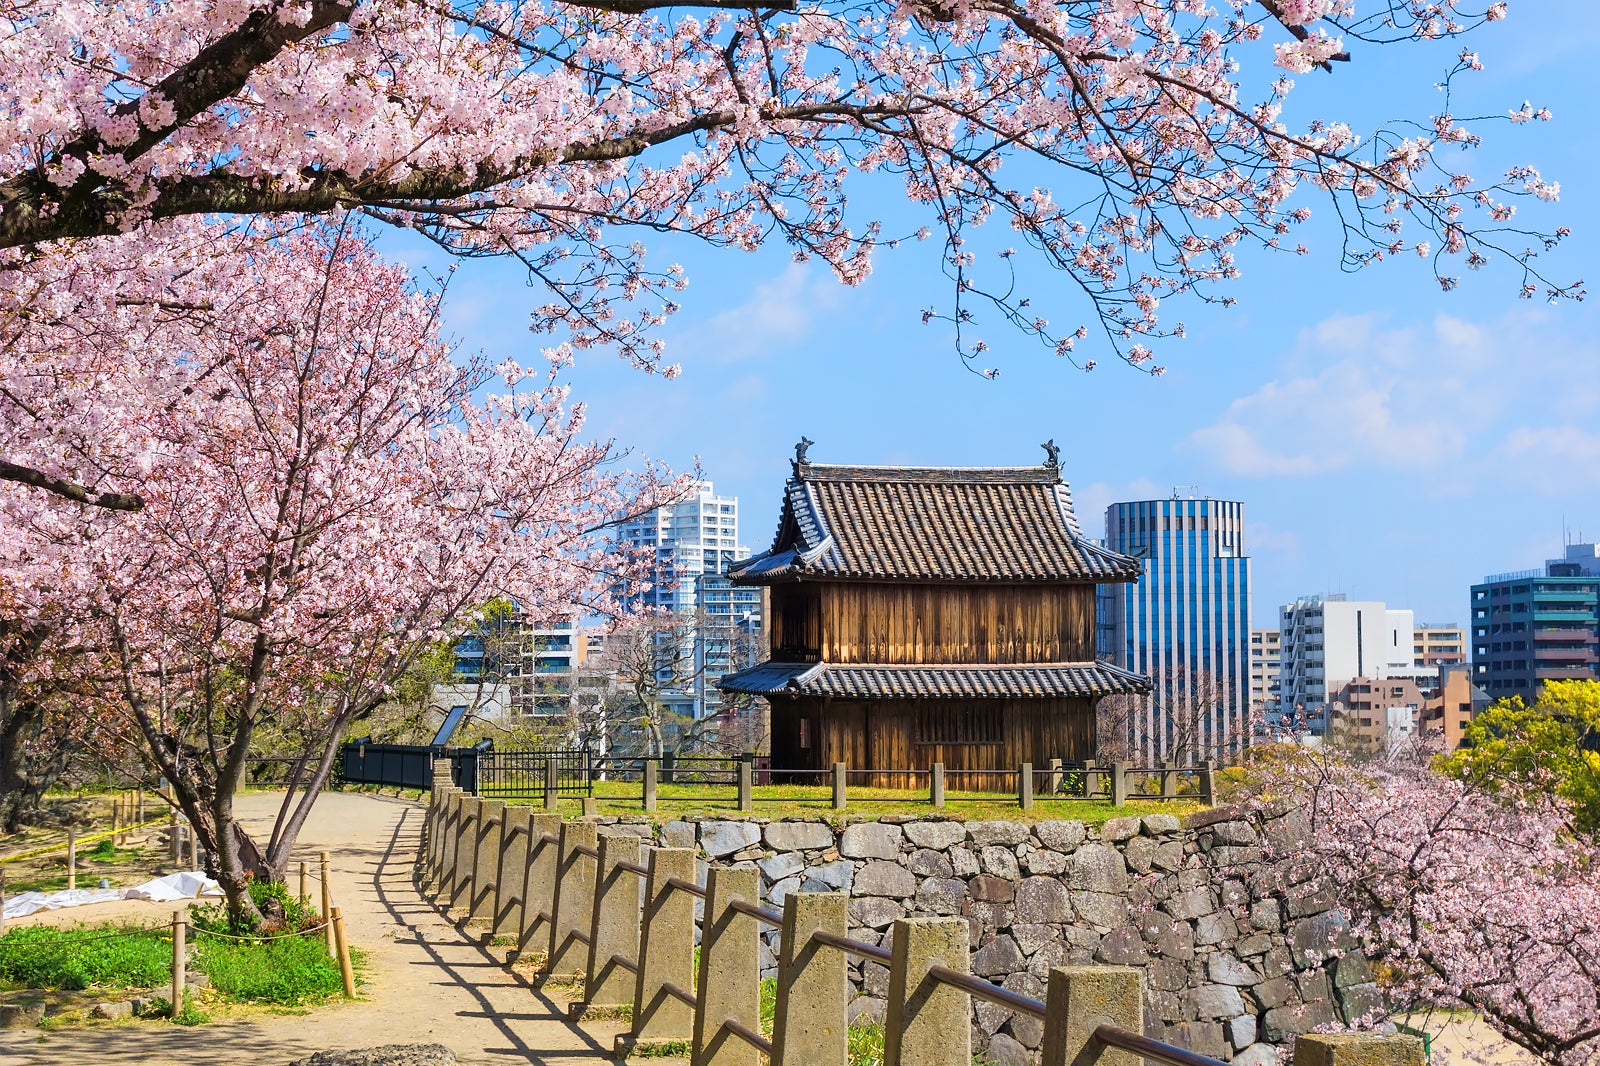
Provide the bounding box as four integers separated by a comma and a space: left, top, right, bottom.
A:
1248, 629, 1282, 719
619, 481, 748, 718
1279, 596, 1414, 731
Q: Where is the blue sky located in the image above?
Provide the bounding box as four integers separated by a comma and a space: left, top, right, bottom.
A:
379, 5, 1600, 629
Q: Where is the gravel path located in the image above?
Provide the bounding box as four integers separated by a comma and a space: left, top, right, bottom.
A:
0, 790, 622, 1066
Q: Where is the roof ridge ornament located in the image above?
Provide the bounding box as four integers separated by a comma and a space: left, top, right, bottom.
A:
1041, 439, 1060, 469
793, 436, 814, 474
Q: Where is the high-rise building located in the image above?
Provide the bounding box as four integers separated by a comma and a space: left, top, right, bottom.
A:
1471, 543, 1600, 701
1100, 493, 1251, 762
1330, 676, 1427, 751
439, 614, 588, 719
1248, 629, 1282, 720
694, 575, 765, 719
619, 481, 749, 718
1413, 624, 1466, 668
1279, 596, 1414, 733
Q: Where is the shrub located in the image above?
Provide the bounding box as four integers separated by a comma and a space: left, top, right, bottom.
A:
191, 877, 318, 937
0, 925, 170, 991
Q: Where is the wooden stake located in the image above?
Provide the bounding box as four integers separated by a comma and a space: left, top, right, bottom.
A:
170, 910, 187, 1019
320, 852, 335, 958
331, 906, 357, 999
299, 861, 309, 907
67, 828, 76, 891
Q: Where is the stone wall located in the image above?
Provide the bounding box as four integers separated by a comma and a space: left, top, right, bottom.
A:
590, 805, 1374, 1066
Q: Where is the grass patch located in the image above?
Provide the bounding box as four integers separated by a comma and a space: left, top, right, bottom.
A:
511, 780, 1199, 826
194, 931, 347, 1006
0, 924, 171, 992
135, 991, 211, 1026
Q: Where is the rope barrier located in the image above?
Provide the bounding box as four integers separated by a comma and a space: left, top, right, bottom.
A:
0, 816, 171, 864
187, 922, 328, 942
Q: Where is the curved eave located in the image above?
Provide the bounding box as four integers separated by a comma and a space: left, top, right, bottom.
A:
719, 660, 1152, 700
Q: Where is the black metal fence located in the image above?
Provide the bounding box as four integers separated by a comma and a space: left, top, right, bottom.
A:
475, 748, 594, 798
337, 739, 487, 792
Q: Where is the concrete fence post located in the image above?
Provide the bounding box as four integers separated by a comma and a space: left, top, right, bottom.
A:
1039, 966, 1143, 1066
444, 793, 470, 908
1200, 759, 1217, 805
1161, 760, 1177, 799
519, 812, 562, 961
1292, 1034, 1426, 1066
546, 820, 598, 980
737, 757, 753, 813
578, 833, 644, 1016
451, 797, 482, 915
930, 763, 945, 808
1084, 761, 1101, 799
624, 847, 697, 1051
831, 763, 847, 810
691, 866, 762, 1066
422, 784, 443, 886
644, 759, 659, 813
771, 892, 848, 1066
1110, 762, 1129, 808
884, 917, 971, 1066
1018, 763, 1034, 810
436, 787, 461, 895
467, 800, 502, 915
688, 864, 761, 1062
495, 806, 532, 939
545, 757, 560, 811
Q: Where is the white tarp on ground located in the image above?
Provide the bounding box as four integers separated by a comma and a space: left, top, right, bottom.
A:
2, 871, 222, 920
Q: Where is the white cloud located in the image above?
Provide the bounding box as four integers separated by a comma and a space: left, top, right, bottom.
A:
1185, 311, 1588, 480
1504, 426, 1600, 490
674, 263, 847, 365
1070, 478, 1163, 537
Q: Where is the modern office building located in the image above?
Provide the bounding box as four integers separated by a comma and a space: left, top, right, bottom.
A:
619, 481, 749, 718
1248, 629, 1282, 721
1100, 493, 1252, 763
1413, 624, 1467, 668
694, 575, 765, 719
1279, 596, 1414, 733
1471, 543, 1600, 701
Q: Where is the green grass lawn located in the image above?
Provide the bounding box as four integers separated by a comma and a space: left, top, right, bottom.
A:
506, 779, 1201, 826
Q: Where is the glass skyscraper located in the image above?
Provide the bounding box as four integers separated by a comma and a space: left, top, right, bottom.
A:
1099, 494, 1252, 763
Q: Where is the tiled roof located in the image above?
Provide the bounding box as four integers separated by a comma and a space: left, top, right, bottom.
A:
728, 460, 1139, 584
718, 660, 1151, 699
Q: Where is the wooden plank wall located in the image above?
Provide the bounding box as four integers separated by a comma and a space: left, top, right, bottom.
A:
768, 582, 1097, 664
769, 697, 1097, 790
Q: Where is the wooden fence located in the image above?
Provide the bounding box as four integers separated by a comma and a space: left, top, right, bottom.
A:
418, 768, 1421, 1066
489, 756, 1215, 812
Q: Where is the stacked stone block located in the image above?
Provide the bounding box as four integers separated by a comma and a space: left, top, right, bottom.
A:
586, 803, 1374, 1065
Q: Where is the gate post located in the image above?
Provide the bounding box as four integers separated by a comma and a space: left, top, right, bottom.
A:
546, 820, 597, 980
771, 892, 848, 1066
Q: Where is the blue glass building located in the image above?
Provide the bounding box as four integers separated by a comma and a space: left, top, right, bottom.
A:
1098, 494, 1252, 763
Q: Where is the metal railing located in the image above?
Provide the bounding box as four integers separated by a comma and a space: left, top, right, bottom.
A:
418, 777, 1418, 1066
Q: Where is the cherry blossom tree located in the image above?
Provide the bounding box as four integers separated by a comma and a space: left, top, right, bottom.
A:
1244, 746, 1600, 1066
0, 0, 1579, 459
1, 221, 678, 922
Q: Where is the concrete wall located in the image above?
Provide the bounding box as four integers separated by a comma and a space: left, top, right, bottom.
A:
590, 806, 1374, 1066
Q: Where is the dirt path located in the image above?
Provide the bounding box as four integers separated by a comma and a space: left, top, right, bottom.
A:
0, 791, 622, 1066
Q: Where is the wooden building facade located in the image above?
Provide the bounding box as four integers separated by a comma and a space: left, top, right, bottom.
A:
720, 445, 1149, 788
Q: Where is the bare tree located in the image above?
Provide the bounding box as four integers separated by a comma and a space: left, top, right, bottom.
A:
1097, 665, 1245, 767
